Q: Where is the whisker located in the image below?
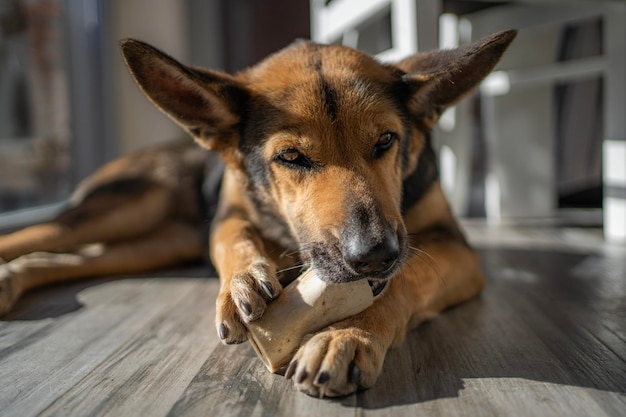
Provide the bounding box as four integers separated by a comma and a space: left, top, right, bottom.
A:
276, 264, 307, 275
403, 256, 421, 278
407, 245, 445, 286
408, 245, 436, 268
280, 250, 300, 259
279, 241, 319, 260
400, 253, 426, 289
393, 264, 412, 293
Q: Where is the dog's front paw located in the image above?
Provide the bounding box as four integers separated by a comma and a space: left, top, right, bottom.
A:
285, 328, 385, 397
0, 260, 22, 316
215, 260, 281, 344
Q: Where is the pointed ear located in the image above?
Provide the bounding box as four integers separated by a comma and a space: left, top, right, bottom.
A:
119, 39, 247, 161
396, 29, 517, 125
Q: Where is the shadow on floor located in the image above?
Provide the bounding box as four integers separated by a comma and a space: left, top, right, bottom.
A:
3, 261, 215, 320
339, 247, 625, 409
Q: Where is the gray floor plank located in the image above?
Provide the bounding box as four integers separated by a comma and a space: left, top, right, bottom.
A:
0, 278, 210, 417
39, 279, 219, 417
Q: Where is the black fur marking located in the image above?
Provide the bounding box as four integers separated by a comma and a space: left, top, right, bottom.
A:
311, 47, 323, 72
415, 222, 470, 247
401, 131, 439, 214
218, 83, 250, 119
238, 95, 288, 188
387, 77, 420, 175
57, 178, 162, 227
310, 47, 340, 123
232, 96, 300, 250
251, 192, 299, 250
320, 79, 339, 123
201, 154, 225, 221
77, 177, 159, 200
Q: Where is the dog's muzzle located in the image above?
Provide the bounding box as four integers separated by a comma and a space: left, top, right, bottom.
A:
304, 223, 405, 295
342, 226, 400, 278
343, 226, 400, 298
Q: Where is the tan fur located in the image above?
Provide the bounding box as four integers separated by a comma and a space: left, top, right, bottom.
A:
0, 30, 516, 397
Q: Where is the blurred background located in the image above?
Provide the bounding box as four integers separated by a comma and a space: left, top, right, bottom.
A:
0, 0, 624, 243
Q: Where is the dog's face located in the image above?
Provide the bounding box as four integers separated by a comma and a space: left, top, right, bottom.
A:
120, 31, 516, 286
240, 44, 413, 285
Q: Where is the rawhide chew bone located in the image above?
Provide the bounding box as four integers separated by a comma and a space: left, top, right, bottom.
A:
246, 269, 374, 373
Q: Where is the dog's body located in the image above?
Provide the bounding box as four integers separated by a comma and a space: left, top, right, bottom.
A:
0, 30, 515, 397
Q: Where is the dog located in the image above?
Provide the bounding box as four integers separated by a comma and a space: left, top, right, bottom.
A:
0, 29, 516, 397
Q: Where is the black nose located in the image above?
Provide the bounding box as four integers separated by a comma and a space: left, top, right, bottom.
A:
343, 231, 400, 275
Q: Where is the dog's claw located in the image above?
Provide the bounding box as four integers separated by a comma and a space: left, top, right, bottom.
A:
315, 370, 330, 385
218, 323, 229, 340
218, 325, 247, 345
239, 301, 252, 317
285, 360, 297, 380
260, 281, 275, 299
295, 367, 308, 384
349, 363, 361, 384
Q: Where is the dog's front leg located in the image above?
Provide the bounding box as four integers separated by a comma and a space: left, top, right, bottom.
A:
210, 171, 283, 344
286, 227, 484, 397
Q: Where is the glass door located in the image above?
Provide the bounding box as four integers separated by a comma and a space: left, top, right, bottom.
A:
0, 0, 71, 214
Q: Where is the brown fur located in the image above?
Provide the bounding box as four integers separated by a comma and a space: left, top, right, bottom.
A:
0, 30, 516, 397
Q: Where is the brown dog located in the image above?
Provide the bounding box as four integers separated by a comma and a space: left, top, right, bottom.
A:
0, 30, 516, 397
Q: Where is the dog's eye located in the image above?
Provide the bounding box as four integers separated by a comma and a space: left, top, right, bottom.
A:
372, 132, 397, 158
280, 149, 301, 162
275, 149, 313, 170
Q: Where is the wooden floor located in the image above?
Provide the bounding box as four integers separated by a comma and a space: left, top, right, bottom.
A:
1, 222, 624, 416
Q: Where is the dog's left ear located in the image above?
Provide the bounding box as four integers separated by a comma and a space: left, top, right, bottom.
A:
396, 29, 517, 126
120, 39, 247, 165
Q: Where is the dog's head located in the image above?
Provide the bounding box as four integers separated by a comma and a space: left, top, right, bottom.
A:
120, 31, 515, 287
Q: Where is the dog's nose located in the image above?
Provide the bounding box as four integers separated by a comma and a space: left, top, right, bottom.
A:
344, 232, 399, 275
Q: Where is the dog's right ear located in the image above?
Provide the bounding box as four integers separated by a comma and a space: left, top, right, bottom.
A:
119, 39, 246, 164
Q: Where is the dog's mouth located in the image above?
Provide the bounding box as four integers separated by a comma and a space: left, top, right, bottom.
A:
368, 279, 389, 297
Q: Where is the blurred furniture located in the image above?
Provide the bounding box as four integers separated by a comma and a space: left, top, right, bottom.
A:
468, 2, 625, 245
310, 0, 626, 243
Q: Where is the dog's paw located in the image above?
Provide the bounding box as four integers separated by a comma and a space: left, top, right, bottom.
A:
215, 260, 281, 344
0, 260, 21, 316
285, 328, 385, 397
